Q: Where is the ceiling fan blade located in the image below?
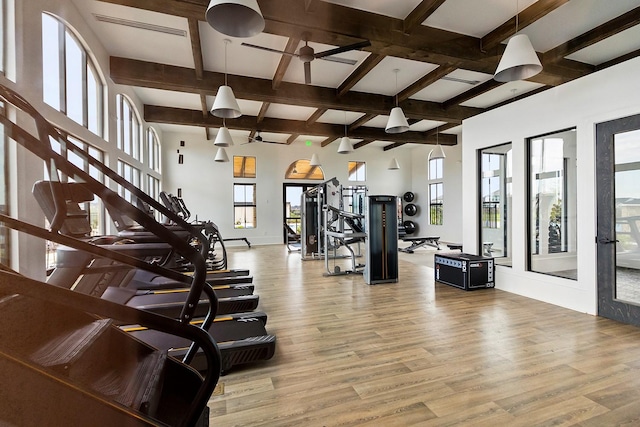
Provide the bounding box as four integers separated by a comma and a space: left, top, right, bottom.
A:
304, 61, 311, 85
241, 42, 296, 57
319, 56, 358, 65
314, 40, 371, 59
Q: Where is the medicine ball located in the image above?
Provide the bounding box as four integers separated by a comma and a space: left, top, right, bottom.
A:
403, 191, 415, 202
404, 203, 417, 216
403, 220, 417, 235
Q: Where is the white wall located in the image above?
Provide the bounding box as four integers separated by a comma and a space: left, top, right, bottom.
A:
462, 56, 640, 315
161, 132, 416, 246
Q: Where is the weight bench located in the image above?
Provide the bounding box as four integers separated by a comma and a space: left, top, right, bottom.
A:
447, 243, 462, 251
399, 236, 440, 253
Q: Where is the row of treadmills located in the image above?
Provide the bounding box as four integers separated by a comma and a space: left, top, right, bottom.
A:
34, 180, 276, 374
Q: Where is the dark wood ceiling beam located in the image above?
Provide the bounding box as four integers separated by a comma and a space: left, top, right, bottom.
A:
403, 0, 447, 34
397, 64, 456, 102
349, 113, 376, 131
144, 105, 457, 146
383, 122, 459, 151
443, 79, 504, 109
336, 53, 385, 97
481, 0, 570, 50
188, 17, 204, 80
272, 36, 300, 90
97, 0, 591, 83
110, 57, 481, 123
383, 142, 405, 151
306, 108, 327, 126
286, 134, 299, 145
353, 139, 374, 149
320, 136, 336, 148
543, 6, 640, 64
256, 102, 270, 123
304, 0, 318, 13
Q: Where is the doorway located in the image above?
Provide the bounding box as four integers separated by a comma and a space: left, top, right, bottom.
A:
596, 113, 640, 326
283, 183, 315, 244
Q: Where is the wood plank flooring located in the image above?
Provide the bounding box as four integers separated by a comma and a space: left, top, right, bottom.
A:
208, 245, 640, 426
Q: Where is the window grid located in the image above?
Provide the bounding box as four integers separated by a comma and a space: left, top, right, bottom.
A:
428, 158, 444, 225
147, 127, 161, 172
117, 160, 141, 204
348, 161, 366, 181
0, 0, 5, 75
117, 94, 142, 160
41, 13, 103, 137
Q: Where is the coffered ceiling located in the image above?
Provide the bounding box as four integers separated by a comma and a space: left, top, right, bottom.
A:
74, 0, 640, 151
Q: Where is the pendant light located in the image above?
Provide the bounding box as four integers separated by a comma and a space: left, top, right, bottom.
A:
429, 126, 446, 160
205, 0, 265, 38
212, 39, 241, 119
493, 1, 542, 82
385, 69, 410, 134
337, 111, 353, 154
388, 158, 400, 170
214, 120, 234, 147
214, 147, 229, 162
310, 153, 321, 166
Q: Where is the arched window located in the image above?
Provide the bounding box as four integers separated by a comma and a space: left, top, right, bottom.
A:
116, 94, 142, 160
147, 127, 161, 172
42, 13, 103, 136
285, 159, 324, 180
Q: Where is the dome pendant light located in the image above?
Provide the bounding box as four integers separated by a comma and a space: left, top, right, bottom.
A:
493, 1, 542, 82
337, 111, 354, 154
205, 0, 265, 38
385, 69, 410, 134
212, 39, 241, 119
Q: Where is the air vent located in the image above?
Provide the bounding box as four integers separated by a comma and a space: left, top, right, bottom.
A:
441, 76, 481, 85
93, 14, 186, 37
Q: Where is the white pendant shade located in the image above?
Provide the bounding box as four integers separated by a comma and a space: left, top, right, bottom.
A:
385, 106, 410, 134
388, 157, 400, 170
337, 136, 353, 154
214, 147, 229, 162
494, 34, 543, 82
429, 144, 446, 160
310, 153, 321, 166
211, 85, 241, 119
214, 126, 234, 147
205, 0, 265, 38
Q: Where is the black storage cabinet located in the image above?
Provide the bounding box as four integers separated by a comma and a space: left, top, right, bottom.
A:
364, 195, 399, 284
434, 253, 494, 290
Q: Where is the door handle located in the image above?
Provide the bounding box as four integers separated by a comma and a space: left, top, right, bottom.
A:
598, 238, 619, 244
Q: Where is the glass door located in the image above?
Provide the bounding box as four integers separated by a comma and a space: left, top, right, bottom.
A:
596, 114, 640, 326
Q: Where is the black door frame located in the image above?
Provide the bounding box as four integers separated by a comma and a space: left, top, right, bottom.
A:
282, 183, 315, 243
596, 113, 640, 326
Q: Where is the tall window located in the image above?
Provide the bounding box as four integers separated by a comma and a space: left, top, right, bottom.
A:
0, 0, 5, 75
42, 13, 103, 136
234, 183, 256, 229
348, 161, 366, 181
117, 160, 141, 204
480, 143, 512, 266
147, 127, 161, 172
428, 157, 444, 225
528, 128, 577, 279
116, 94, 142, 160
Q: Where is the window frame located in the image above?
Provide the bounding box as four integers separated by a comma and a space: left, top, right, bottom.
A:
116, 94, 142, 160
41, 12, 104, 136
233, 183, 257, 229
147, 127, 161, 172
234, 155, 256, 178
348, 161, 366, 182
428, 157, 444, 225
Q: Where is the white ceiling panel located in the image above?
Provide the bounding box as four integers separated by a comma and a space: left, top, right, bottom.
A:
410, 69, 494, 103
359, 115, 389, 129
525, 0, 640, 53
235, 99, 264, 117
200, 26, 289, 79
264, 103, 318, 121
321, 0, 422, 19
351, 56, 439, 96
461, 80, 544, 108
423, 0, 537, 38
567, 25, 640, 65
132, 87, 201, 110
72, 1, 193, 68
316, 109, 367, 125
409, 120, 448, 132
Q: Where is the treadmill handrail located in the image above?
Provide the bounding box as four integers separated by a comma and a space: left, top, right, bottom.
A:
0, 269, 220, 427
0, 84, 206, 324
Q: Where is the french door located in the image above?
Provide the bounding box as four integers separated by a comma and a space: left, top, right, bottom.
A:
596, 113, 640, 326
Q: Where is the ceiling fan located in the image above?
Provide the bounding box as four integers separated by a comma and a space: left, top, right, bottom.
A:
244, 131, 286, 145
241, 38, 371, 85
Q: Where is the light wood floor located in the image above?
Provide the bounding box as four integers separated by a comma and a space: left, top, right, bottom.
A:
209, 245, 640, 426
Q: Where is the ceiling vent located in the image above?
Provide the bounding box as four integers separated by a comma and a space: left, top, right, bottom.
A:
93, 14, 187, 37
